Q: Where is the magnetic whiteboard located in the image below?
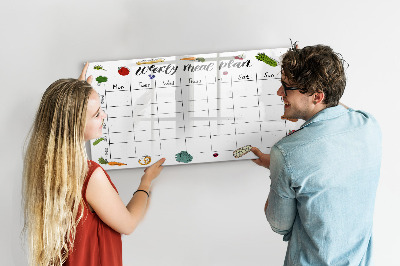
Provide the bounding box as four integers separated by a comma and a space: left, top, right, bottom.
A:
87, 48, 299, 169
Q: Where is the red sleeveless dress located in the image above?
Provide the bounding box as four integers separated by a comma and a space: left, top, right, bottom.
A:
64, 161, 122, 266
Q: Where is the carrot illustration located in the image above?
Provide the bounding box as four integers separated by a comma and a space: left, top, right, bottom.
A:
107, 161, 127, 166
180, 57, 196, 61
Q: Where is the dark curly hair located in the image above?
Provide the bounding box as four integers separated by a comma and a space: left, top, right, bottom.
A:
281, 44, 347, 107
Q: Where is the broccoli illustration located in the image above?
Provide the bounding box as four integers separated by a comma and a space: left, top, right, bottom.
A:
175, 151, 193, 163
96, 76, 108, 84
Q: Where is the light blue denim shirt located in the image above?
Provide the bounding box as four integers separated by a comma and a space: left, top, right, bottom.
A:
266, 105, 382, 266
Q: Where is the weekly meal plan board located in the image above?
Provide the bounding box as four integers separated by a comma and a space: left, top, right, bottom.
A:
87, 48, 299, 170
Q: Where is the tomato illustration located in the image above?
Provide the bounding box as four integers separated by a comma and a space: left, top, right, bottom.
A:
118, 67, 130, 76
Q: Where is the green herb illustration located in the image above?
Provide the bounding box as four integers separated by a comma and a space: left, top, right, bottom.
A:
94, 65, 107, 71
255, 53, 278, 67
175, 151, 193, 163
98, 157, 109, 164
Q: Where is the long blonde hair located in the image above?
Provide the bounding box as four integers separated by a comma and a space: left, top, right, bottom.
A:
23, 79, 93, 265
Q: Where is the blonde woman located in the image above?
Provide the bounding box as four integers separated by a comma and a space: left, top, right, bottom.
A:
23, 64, 165, 266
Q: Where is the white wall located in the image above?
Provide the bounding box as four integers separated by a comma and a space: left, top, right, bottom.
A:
1, 0, 399, 265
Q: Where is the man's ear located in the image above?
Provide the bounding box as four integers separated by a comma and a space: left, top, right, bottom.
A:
313, 92, 325, 105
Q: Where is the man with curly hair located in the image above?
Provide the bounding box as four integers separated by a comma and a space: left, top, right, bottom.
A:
251, 44, 381, 265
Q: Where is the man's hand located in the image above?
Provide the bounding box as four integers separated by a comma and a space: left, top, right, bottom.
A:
251, 147, 271, 169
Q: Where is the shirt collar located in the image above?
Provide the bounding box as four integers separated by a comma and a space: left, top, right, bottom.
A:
300, 105, 349, 129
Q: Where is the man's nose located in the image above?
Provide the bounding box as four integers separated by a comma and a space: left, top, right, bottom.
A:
277, 85, 284, 96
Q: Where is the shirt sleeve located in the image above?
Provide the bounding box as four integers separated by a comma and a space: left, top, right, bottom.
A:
266, 145, 297, 241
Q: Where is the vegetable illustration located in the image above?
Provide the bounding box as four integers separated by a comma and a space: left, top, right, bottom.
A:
180, 57, 196, 61
96, 76, 108, 84
98, 157, 127, 166
138, 155, 151, 165
234, 54, 245, 60
118, 66, 130, 76
233, 145, 252, 158
136, 58, 165, 65
108, 162, 127, 166
255, 53, 278, 67
94, 65, 107, 71
175, 151, 193, 163
93, 137, 104, 146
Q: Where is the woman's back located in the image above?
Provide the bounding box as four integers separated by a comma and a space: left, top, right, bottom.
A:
64, 160, 122, 266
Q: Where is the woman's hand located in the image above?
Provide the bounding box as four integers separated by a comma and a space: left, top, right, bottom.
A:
251, 147, 271, 169
78, 62, 93, 84
142, 158, 166, 185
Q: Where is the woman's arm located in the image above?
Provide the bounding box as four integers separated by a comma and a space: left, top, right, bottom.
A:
86, 158, 165, 235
